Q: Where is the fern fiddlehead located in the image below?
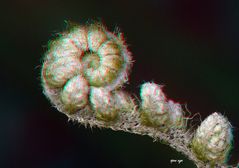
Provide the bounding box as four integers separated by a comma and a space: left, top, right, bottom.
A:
41, 21, 236, 168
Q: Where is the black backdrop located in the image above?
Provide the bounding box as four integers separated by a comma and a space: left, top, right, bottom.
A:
1, 0, 239, 167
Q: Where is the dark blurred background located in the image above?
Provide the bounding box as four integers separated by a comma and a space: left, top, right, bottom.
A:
1, 0, 239, 167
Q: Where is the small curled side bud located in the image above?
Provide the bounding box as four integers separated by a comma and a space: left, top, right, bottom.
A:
112, 90, 136, 113
140, 82, 185, 131
90, 87, 118, 122
191, 112, 233, 165
167, 100, 184, 128
140, 82, 169, 130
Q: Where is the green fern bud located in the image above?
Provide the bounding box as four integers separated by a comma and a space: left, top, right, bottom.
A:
90, 87, 118, 122
191, 112, 233, 165
140, 82, 169, 130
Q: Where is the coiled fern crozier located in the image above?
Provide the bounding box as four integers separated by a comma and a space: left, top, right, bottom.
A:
41, 21, 237, 168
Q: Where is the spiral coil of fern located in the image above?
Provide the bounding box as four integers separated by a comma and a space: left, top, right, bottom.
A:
41, 22, 132, 117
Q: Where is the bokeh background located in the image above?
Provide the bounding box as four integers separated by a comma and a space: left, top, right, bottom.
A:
1, 0, 239, 167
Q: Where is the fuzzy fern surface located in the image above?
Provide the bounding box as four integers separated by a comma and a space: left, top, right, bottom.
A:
41, 21, 237, 168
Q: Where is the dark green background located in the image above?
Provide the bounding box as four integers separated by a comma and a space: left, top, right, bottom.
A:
1, 0, 239, 167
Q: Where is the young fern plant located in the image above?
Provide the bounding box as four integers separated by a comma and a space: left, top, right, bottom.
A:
41, 21, 236, 168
